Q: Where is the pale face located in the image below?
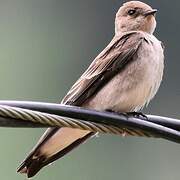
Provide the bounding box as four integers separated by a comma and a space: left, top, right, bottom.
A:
115, 1, 157, 34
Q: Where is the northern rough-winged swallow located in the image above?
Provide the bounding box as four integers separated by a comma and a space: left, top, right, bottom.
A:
17, 1, 164, 178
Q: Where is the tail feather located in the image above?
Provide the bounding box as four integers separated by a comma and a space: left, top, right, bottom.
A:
17, 128, 94, 178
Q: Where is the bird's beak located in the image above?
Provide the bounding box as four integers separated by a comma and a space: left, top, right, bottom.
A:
144, 9, 157, 16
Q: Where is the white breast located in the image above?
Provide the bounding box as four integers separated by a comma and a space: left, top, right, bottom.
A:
141, 33, 164, 107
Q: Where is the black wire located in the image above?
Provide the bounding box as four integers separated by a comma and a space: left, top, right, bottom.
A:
0, 101, 180, 144
0, 100, 180, 130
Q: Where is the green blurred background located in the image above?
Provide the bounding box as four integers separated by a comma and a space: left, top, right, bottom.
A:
0, 0, 179, 179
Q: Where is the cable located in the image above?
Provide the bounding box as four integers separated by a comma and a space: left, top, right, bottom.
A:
0, 101, 179, 143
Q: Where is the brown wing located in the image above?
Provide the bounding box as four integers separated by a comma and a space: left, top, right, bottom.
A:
62, 31, 146, 106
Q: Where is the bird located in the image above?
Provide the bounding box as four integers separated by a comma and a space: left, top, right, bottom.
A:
17, 1, 164, 178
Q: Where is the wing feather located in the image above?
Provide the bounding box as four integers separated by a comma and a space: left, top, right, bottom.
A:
62, 31, 146, 106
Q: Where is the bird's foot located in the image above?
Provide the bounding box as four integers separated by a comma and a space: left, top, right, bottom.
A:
105, 110, 148, 120
126, 112, 148, 120
105, 109, 127, 116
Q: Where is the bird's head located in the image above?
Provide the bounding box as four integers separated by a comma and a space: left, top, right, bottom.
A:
115, 1, 157, 35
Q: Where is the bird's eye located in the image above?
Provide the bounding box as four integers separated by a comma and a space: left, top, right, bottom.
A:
128, 9, 136, 15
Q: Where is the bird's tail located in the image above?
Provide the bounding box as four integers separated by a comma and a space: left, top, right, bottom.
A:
17, 127, 94, 178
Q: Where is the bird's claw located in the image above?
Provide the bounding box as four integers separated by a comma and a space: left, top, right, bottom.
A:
126, 112, 148, 120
